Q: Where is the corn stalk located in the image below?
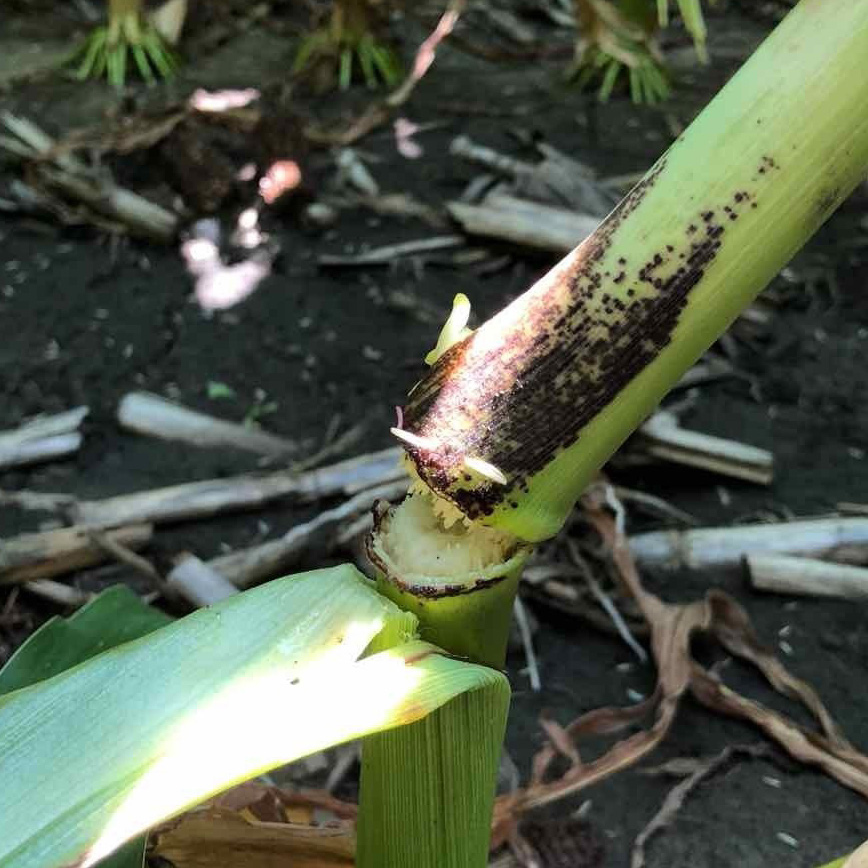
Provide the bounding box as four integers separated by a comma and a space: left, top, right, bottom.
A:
358, 2, 868, 866
357, 581, 512, 868
399, 0, 868, 545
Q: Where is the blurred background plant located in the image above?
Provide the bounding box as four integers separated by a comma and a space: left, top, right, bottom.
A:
570, 0, 708, 103
71, 0, 187, 87
293, 0, 403, 92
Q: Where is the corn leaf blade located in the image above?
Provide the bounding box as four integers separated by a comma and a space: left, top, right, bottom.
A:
0, 565, 500, 868
0, 585, 172, 868
0, 585, 172, 694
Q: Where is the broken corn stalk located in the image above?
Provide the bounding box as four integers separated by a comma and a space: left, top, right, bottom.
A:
357, 456, 529, 868
357, 592, 511, 868
366, 494, 532, 667
397, 0, 868, 544
359, 7, 868, 864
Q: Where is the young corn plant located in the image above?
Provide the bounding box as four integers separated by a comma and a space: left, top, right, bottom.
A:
1, 2, 867, 866
293, 0, 403, 91
570, 0, 708, 102
73, 0, 178, 87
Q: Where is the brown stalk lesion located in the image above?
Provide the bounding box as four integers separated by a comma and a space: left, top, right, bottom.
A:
399, 157, 750, 526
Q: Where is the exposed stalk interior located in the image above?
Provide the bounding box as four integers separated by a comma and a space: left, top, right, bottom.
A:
370, 491, 522, 590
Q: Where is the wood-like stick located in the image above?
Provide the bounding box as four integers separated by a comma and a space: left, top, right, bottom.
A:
0, 407, 88, 471
747, 554, 868, 599
74, 447, 405, 528
447, 195, 599, 254
117, 392, 297, 457
629, 518, 868, 573
0, 523, 153, 584
638, 411, 773, 485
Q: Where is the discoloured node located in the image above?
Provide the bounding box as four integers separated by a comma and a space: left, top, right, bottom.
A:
399, 157, 761, 521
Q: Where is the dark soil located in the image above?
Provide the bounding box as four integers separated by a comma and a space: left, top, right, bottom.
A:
1, 3, 867, 866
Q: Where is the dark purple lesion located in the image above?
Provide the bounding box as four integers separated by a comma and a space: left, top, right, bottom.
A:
401, 156, 764, 520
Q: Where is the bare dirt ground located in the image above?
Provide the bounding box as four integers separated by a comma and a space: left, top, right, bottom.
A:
1, 2, 867, 865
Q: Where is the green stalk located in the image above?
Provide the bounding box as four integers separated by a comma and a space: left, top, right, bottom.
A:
358, 513, 517, 868
366, 498, 532, 668
358, 686, 510, 868
398, 0, 868, 543
74, 0, 176, 85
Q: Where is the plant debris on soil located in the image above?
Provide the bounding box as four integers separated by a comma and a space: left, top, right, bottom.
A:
1, 1, 868, 866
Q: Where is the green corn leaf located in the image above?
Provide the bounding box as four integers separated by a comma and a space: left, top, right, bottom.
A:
144, 32, 175, 77
75, 28, 108, 80
0, 585, 171, 695
131, 43, 154, 83
629, 67, 641, 103
89, 839, 145, 868
680, 0, 708, 62
598, 57, 621, 101
0, 565, 502, 868
816, 839, 868, 868
92, 42, 108, 79
0, 585, 172, 868
358, 682, 510, 868
292, 32, 326, 74
116, 41, 129, 87
370, 44, 402, 87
